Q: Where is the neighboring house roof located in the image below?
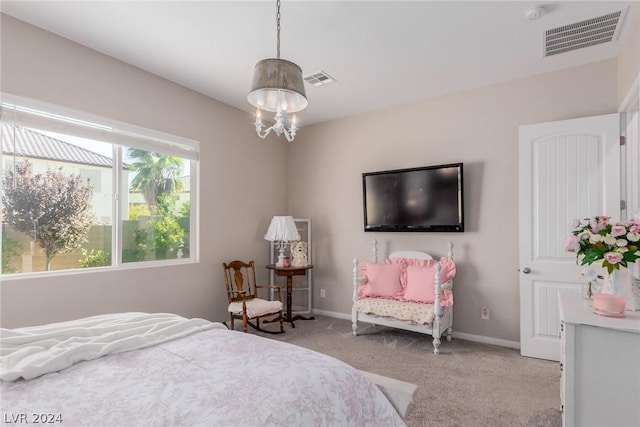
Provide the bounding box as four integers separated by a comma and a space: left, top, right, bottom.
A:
1, 123, 114, 168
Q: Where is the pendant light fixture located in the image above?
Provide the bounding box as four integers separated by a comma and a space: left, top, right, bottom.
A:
248, 0, 307, 142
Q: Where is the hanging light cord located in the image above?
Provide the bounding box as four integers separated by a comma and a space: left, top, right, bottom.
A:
276, 0, 281, 59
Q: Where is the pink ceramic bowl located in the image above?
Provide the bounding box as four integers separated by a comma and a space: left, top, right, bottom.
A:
593, 293, 626, 317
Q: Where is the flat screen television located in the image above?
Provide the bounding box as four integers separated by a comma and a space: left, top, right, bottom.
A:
363, 163, 464, 232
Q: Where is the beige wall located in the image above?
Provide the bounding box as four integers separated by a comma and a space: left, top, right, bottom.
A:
0, 15, 289, 328
291, 60, 618, 342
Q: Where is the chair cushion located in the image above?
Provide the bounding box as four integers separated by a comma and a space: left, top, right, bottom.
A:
228, 298, 283, 318
354, 297, 436, 326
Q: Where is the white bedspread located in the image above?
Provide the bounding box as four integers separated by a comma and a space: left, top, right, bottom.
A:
0, 312, 221, 381
0, 313, 404, 427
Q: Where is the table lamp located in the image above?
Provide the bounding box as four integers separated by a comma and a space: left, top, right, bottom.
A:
264, 216, 300, 267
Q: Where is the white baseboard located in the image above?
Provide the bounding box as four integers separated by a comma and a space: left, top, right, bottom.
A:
313, 308, 351, 321
313, 309, 521, 350
452, 331, 520, 350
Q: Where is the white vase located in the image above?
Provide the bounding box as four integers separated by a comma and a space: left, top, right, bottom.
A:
601, 268, 640, 311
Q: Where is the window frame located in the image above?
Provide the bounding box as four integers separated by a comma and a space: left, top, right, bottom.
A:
1, 93, 200, 279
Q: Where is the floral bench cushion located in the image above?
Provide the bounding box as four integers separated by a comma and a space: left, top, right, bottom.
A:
354, 297, 436, 326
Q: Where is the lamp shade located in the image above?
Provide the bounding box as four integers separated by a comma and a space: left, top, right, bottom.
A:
248, 59, 308, 113
264, 216, 300, 242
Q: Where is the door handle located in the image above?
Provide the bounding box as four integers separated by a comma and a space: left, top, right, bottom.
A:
522, 267, 531, 274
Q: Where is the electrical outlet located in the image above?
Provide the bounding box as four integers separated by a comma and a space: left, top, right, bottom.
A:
481, 306, 490, 320
320, 289, 326, 298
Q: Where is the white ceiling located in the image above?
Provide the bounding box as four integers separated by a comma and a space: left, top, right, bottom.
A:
2, 1, 638, 126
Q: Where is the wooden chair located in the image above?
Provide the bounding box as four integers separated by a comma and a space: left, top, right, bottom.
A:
222, 260, 284, 334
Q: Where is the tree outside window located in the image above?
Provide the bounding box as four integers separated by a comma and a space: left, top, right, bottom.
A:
124, 148, 188, 262
2, 161, 94, 271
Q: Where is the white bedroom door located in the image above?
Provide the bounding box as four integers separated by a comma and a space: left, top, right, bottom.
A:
519, 113, 620, 361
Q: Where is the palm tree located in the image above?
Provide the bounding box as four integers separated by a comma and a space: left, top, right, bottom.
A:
127, 148, 184, 208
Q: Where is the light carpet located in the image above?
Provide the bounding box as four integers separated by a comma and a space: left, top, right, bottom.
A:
248, 315, 561, 427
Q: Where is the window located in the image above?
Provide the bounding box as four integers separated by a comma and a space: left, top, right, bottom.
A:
1, 94, 199, 276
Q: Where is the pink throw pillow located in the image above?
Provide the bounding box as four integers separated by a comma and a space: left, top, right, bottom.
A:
384, 257, 409, 289
358, 262, 403, 298
401, 257, 456, 303
402, 265, 437, 302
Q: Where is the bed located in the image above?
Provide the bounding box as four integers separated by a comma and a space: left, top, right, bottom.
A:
0, 312, 404, 427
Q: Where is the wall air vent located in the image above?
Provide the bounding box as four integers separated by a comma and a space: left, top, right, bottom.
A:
544, 8, 627, 57
303, 71, 336, 87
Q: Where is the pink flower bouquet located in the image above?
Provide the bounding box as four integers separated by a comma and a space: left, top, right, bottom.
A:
564, 215, 640, 274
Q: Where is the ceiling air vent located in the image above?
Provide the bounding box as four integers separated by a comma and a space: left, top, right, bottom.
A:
544, 8, 627, 57
304, 71, 336, 87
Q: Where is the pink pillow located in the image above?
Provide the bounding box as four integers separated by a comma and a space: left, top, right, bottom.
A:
401, 257, 456, 304
384, 257, 409, 289
358, 262, 403, 298
403, 265, 435, 302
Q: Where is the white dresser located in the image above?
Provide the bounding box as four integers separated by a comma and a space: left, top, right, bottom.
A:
559, 292, 640, 427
